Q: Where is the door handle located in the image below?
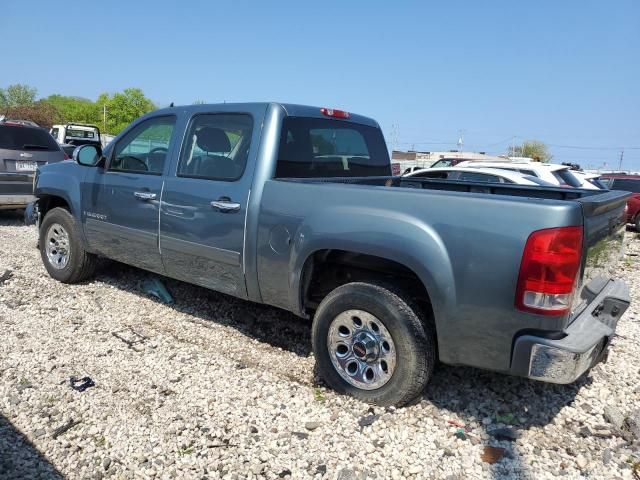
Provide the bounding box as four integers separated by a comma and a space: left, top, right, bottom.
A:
134, 191, 157, 201
211, 197, 241, 213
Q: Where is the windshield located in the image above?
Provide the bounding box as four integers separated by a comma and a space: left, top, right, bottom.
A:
552, 168, 583, 188
431, 159, 454, 168
276, 117, 390, 178
588, 177, 608, 189
0, 125, 60, 151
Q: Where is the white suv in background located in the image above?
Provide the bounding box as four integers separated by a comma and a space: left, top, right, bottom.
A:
455, 161, 598, 189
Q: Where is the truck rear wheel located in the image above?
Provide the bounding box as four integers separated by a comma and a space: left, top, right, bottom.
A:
39, 207, 97, 283
311, 282, 435, 406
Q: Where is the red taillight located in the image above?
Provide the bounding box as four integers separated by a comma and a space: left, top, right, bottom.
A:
515, 226, 583, 316
320, 107, 350, 119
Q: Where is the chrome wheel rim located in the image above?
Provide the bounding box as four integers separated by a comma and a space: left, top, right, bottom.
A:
45, 223, 70, 269
327, 309, 397, 390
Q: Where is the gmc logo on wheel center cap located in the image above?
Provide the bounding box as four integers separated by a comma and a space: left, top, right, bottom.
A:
352, 342, 367, 358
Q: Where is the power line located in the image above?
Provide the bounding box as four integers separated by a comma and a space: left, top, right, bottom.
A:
546, 143, 640, 151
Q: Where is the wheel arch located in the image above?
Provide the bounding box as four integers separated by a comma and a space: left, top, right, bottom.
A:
38, 194, 73, 218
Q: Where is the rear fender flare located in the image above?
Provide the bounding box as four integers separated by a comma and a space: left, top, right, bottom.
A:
289, 205, 456, 328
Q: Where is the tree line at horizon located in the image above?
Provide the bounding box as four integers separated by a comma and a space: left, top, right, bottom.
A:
0, 83, 156, 135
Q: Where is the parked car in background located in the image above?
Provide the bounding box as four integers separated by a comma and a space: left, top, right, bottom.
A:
404, 166, 555, 186
33, 102, 631, 406
0, 122, 65, 209
59, 144, 77, 159
402, 166, 425, 175
429, 157, 511, 168
457, 161, 589, 188
0, 117, 39, 127
50, 124, 101, 147
601, 175, 640, 231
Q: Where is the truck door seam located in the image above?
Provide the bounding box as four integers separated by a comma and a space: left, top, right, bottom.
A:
158, 179, 165, 255
242, 189, 251, 275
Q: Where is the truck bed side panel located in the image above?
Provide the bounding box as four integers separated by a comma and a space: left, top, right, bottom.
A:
257, 180, 584, 372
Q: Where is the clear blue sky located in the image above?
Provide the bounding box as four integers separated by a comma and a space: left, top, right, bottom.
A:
2, 0, 639, 170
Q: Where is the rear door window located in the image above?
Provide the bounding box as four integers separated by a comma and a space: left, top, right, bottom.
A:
0, 125, 60, 151
457, 171, 503, 183
177, 113, 253, 181
412, 170, 457, 180
276, 117, 390, 178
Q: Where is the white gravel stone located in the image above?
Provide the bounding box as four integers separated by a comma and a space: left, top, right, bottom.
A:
0, 213, 639, 479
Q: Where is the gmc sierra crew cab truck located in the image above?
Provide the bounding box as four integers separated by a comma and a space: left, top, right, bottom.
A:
33, 103, 631, 406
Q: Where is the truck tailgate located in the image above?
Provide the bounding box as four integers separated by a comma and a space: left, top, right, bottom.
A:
571, 190, 630, 320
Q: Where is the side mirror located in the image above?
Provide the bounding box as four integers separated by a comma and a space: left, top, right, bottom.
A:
73, 144, 103, 167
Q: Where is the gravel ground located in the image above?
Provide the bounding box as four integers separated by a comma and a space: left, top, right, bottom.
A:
1, 210, 639, 480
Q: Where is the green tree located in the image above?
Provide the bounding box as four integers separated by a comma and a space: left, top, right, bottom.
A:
44, 95, 100, 125
98, 88, 156, 135
0, 84, 37, 109
510, 140, 552, 163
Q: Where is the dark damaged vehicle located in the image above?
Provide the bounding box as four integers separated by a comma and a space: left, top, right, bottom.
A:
32, 103, 631, 405
0, 121, 65, 209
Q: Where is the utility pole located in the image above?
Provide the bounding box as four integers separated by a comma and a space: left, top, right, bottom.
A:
618, 150, 624, 171
103, 104, 107, 135
511, 136, 515, 157
457, 130, 464, 156
390, 123, 399, 153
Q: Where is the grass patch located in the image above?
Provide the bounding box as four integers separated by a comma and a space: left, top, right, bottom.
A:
178, 444, 195, 456
314, 387, 326, 403
495, 412, 519, 425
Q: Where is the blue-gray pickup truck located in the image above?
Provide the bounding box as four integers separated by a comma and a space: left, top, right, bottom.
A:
33, 103, 631, 406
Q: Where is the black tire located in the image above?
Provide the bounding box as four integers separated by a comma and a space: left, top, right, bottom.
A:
635, 215, 640, 233
39, 207, 97, 283
311, 282, 436, 406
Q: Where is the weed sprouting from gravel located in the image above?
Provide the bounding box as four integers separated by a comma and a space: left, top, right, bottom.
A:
314, 387, 326, 403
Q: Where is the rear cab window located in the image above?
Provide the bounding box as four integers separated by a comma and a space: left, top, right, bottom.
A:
0, 125, 60, 151
276, 117, 390, 178
611, 179, 640, 193
66, 129, 96, 140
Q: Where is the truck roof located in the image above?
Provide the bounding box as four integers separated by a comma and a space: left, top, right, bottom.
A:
152, 102, 380, 128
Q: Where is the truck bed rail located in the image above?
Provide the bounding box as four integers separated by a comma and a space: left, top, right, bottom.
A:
282, 176, 608, 201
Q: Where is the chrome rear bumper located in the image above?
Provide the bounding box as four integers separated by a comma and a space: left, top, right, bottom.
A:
511, 278, 629, 384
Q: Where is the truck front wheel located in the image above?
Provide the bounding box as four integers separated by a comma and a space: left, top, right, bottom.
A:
39, 207, 97, 283
311, 282, 435, 406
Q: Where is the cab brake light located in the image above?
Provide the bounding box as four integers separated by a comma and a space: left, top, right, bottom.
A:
515, 226, 583, 316
320, 107, 350, 119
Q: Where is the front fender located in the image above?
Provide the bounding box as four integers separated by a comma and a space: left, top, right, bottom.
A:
288, 205, 456, 328
35, 161, 86, 212
34, 162, 88, 243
